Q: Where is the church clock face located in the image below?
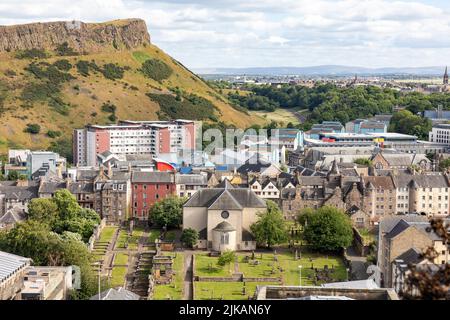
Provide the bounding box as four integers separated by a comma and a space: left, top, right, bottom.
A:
221, 211, 230, 219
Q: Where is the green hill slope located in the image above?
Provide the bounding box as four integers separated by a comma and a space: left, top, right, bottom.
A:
0, 20, 261, 155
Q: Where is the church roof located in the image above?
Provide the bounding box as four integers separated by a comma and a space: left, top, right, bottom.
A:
184, 186, 266, 209
213, 221, 236, 232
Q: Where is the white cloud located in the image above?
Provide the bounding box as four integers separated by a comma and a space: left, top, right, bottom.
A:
0, 0, 449, 68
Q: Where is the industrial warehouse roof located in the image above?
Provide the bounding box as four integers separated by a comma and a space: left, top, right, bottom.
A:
175, 173, 208, 185
131, 171, 175, 183
0, 251, 31, 284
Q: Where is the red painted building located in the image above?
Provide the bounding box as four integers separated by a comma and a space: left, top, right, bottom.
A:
131, 171, 176, 220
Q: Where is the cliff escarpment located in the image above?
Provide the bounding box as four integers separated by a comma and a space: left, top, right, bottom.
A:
0, 19, 151, 53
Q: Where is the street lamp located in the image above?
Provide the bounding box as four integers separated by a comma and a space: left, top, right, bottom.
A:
298, 265, 302, 286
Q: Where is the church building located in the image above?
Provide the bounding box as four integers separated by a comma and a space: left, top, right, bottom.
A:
182, 179, 266, 252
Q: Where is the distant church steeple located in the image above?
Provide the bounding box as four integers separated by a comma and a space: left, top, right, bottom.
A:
444, 66, 449, 85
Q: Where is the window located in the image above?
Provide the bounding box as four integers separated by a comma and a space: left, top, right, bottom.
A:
221, 211, 230, 219
143, 185, 147, 190
220, 233, 229, 245
156, 194, 159, 199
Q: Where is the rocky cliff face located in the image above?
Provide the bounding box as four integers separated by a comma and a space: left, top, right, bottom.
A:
0, 19, 151, 53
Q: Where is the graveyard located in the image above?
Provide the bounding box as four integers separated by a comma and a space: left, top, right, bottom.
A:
191, 249, 348, 299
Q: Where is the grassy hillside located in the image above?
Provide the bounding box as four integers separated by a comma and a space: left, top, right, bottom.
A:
0, 44, 263, 155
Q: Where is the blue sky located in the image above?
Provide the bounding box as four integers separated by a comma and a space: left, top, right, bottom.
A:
0, 0, 449, 69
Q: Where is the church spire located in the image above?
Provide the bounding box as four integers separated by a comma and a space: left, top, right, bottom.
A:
444, 66, 449, 85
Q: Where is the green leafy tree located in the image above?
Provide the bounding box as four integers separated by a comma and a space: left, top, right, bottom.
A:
388, 110, 432, 140
354, 158, 373, 166
0, 220, 97, 299
180, 228, 199, 248
53, 189, 82, 220
49, 137, 73, 164
439, 158, 450, 171
250, 200, 288, 248
217, 250, 236, 267
27, 198, 59, 227
149, 196, 185, 228
299, 206, 353, 251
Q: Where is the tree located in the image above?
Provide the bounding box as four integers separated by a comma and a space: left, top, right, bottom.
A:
28, 190, 100, 242
388, 110, 432, 140
27, 198, 59, 227
250, 200, 288, 248
354, 158, 372, 166
299, 206, 353, 251
181, 228, 198, 248
149, 196, 185, 228
439, 158, 450, 172
53, 189, 82, 220
0, 220, 97, 299
217, 250, 236, 267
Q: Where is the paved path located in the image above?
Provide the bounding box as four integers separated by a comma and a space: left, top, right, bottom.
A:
183, 252, 193, 300
346, 246, 369, 280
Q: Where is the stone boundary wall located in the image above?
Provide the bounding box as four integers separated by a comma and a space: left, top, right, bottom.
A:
87, 218, 107, 252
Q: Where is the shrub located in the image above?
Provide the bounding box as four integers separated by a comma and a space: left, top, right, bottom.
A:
47, 130, 62, 138
56, 42, 78, 56
108, 114, 117, 122
15, 48, 49, 59
4, 69, 17, 77
101, 102, 117, 113
180, 228, 198, 248
101, 63, 124, 80
76, 60, 90, 76
147, 93, 217, 121
21, 82, 58, 103
53, 59, 73, 71
24, 123, 41, 134
140, 59, 172, 81
354, 158, 373, 166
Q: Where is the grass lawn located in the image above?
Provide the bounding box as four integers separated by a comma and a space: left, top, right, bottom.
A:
153, 252, 184, 300
194, 251, 346, 286
116, 230, 129, 249
194, 282, 277, 300
132, 51, 151, 63
194, 254, 234, 277
165, 230, 177, 241
238, 252, 347, 286
114, 253, 129, 266
98, 226, 118, 243
148, 229, 161, 244
110, 266, 127, 287
249, 107, 302, 127
128, 227, 145, 250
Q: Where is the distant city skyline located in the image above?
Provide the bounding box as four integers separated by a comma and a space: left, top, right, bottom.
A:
0, 0, 450, 69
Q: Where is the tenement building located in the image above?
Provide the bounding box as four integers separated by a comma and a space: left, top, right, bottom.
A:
73, 120, 196, 166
